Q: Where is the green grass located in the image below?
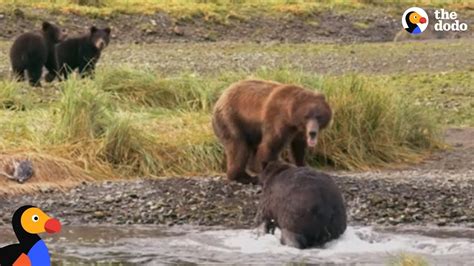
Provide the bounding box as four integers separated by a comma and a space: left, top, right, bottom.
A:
0, 66, 443, 180
375, 72, 474, 127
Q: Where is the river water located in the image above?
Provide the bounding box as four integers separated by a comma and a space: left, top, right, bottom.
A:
1, 225, 473, 265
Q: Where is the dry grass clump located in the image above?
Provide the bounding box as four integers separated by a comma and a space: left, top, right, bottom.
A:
52, 78, 113, 142
95, 67, 223, 111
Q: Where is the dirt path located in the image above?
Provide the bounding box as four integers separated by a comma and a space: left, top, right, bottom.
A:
0, 7, 472, 44
0, 128, 472, 228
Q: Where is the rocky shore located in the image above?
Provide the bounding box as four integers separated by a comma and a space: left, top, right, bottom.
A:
0, 171, 472, 229
0, 128, 472, 229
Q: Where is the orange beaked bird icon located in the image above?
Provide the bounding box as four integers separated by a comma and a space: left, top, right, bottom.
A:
405, 11, 427, 34
0, 206, 61, 266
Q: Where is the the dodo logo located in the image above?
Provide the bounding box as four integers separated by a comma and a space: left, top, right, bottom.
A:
402, 7, 429, 34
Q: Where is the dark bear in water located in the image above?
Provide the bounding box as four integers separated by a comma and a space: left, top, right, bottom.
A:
56, 26, 111, 79
257, 161, 347, 249
9, 21, 66, 86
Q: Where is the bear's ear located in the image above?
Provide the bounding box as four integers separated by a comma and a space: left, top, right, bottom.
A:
42, 21, 51, 31
261, 161, 293, 183
104, 27, 111, 35
90, 26, 98, 33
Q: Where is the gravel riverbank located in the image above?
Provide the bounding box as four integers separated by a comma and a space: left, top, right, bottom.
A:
0, 129, 472, 229
0, 170, 472, 229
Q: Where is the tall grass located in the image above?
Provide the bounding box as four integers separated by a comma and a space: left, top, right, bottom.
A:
53, 78, 113, 142
99, 115, 162, 177
0, 66, 442, 182
0, 80, 33, 111
95, 67, 222, 111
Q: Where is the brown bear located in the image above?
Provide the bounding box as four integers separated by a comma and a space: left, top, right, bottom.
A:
56, 26, 111, 79
212, 79, 332, 184
257, 161, 347, 249
9, 21, 66, 86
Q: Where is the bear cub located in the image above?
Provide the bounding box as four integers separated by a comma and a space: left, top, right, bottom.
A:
56, 26, 111, 79
257, 161, 347, 249
9, 21, 66, 86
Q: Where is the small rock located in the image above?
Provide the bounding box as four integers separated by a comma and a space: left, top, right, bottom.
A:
145, 28, 156, 35
13, 8, 24, 18
173, 26, 184, 36
93, 211, 105, 219
104, 195, 114, 203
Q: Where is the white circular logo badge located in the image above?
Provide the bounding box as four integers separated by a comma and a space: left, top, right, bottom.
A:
402, 7, 429, 35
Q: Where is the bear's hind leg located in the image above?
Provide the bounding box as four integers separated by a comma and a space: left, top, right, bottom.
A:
224, 140, 255, 184
44, 64, 58, 83
27, 65, 42, 87
280, 229, 308, 249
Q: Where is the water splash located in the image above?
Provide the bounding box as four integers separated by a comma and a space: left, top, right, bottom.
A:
1, 225, 473, 264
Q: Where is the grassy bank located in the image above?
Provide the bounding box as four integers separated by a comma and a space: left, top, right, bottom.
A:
0, 0, 471, 19
0, 66, 442, 193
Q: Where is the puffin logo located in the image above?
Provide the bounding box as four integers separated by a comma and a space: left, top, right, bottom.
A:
402, 7, 429, 34
0, 206, 61, 266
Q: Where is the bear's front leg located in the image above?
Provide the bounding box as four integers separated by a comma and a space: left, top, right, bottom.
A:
255, 207, 275, 236
290, 135, 307, 166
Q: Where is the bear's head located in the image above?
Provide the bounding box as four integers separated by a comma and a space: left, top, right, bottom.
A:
90, 26, 111, 51
259, 160, 294, 185
291, 92, 332, 148
42, 21, 67, 43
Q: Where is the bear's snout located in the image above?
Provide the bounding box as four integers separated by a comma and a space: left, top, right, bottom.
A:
95, 39, 107, 50
306, 120, 319, 147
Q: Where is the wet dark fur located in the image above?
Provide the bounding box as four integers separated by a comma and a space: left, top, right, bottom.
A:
257, 161, 347, 249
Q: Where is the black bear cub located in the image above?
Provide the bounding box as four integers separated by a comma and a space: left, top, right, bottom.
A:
257, 161, 347, 249
56, 26, 111, 79
9, 21, 66, 86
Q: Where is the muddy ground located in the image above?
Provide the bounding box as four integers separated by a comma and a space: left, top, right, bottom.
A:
0, 40, 473, 80
0, 128, 472, 228
0, 7, 472, 44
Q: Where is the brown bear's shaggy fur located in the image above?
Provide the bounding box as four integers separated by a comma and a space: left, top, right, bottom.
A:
56, 26, 111, 79
257, 161, 347, 249
212, 80, 332, 184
